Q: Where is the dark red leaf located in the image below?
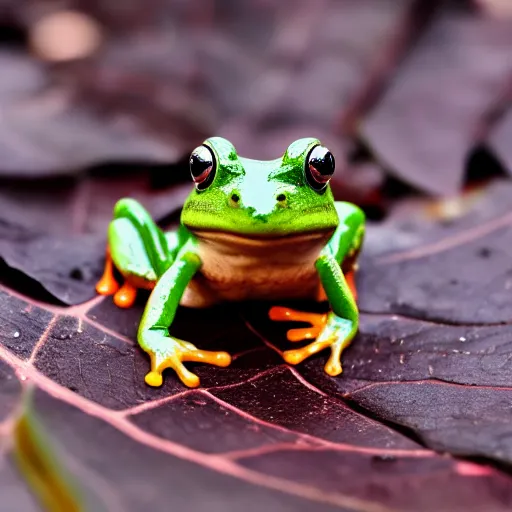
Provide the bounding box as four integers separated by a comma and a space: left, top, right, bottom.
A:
211, 365, 416, 449
30, 390, 350, 512
237, 450, 512, 512
359, 180, 512, 323
0, 174, 190, 304
214, 0, 421, 163
344, 381, 512, 465
129, 392, 298, 454
361, 5, 512, 195
489, 107, 512, 174
0, 233, 106, 305
0, 49, 187, 177
2, 257, 512, 510
2, 0, 426, 185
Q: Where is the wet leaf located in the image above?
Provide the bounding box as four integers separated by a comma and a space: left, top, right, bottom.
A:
2, 205, 512, 512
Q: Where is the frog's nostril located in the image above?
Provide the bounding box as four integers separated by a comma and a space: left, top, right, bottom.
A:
229, 193, 240, 207
276, 193, 286, 203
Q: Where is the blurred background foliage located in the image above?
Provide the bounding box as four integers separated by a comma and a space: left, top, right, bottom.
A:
0, 0, 510, 227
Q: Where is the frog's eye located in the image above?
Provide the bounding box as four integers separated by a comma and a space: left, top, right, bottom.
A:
305, 145, 335, 192
189, 145, 216, 190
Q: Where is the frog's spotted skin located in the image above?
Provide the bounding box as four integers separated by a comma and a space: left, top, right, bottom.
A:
96, 137, 365, 388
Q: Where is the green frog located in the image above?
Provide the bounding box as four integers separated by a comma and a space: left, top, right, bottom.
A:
96, 137, 365, 388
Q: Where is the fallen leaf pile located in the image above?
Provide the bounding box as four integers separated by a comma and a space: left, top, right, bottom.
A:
1, 1, 512, 511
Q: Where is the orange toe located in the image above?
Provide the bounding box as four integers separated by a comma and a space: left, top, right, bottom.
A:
286, 326, 322, 342
96, 251, 120, 295
269, 306, 326, 326
269, 306, 328, 343
96, 274, 120, 295
96, 277, 119, 296
114, 282, 138, 308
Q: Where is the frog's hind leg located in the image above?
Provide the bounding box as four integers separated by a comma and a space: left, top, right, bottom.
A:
96, 219, 157, 308
96, 199, 173, 308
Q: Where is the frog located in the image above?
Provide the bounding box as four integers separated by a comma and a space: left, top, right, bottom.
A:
96, 137, 365, 388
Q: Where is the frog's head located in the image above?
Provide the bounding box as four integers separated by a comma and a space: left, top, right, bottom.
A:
181, 137, 339, 238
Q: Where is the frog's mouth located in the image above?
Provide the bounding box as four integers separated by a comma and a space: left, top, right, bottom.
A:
191, 228, 334, 249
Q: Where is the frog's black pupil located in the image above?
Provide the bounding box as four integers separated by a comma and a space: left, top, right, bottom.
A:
310, 151, 334, 177
189, 145, 216, 190
305, 145, 335, 192
190, 154, 211, 179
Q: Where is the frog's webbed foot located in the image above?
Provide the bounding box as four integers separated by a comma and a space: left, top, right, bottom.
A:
269, 307, 355, 376
142, 331, 232, 388
269, 307, 327, 341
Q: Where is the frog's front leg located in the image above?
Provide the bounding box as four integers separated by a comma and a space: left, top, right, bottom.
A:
271, 254, 358, 375
138, 245, 231, 388
270, 201, 364, 375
